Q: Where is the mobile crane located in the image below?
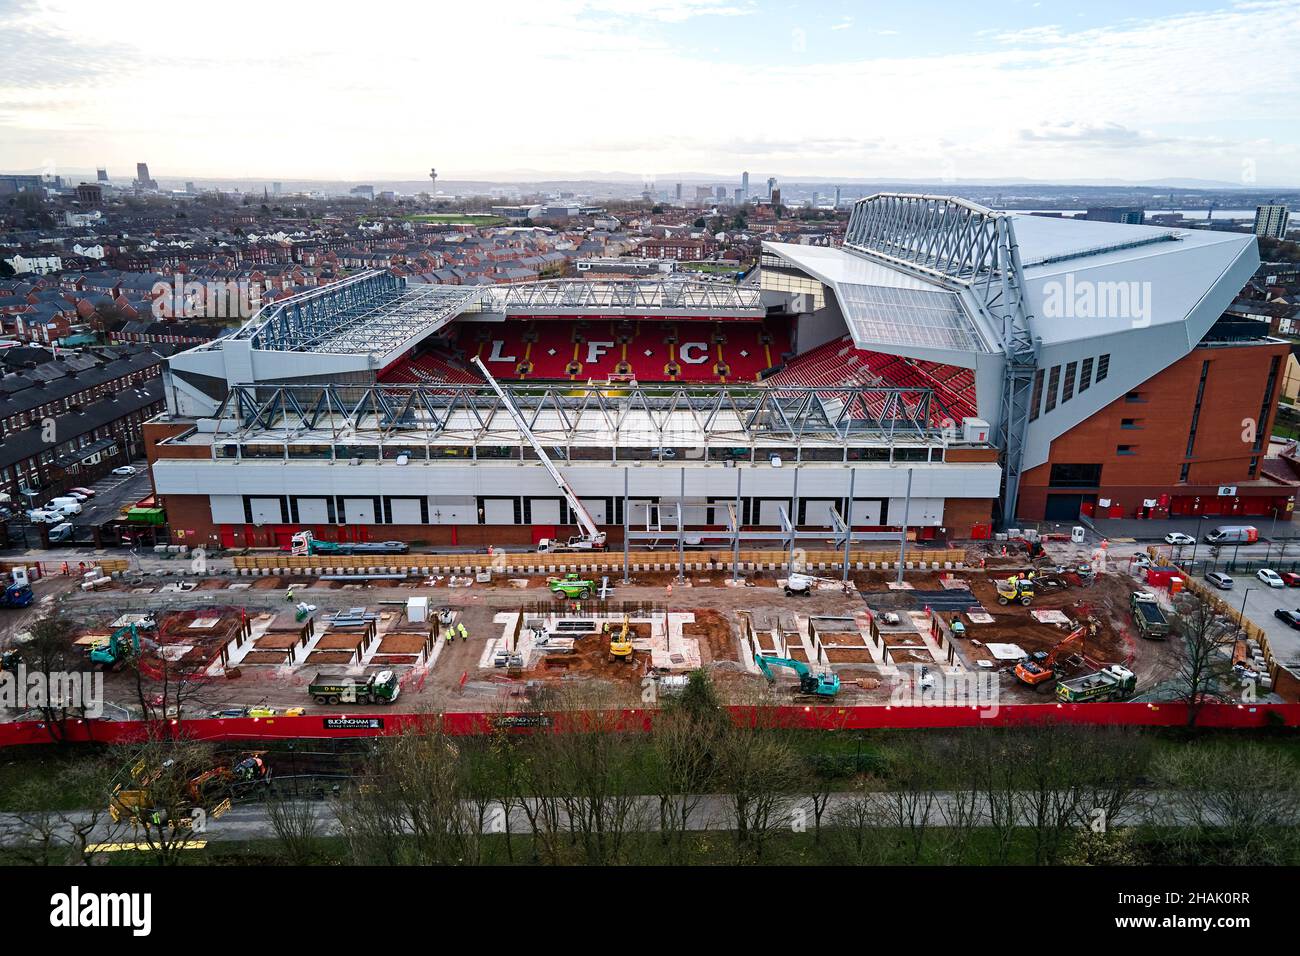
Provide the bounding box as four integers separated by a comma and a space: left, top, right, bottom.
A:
472, 356, 607, 553
754, 652, 840, 698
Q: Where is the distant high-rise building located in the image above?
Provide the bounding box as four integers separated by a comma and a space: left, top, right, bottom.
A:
695, 185, 713, 204
675, 182, 682, 201
715, 186, 726, 202
350, 185, 375, 200
811, 192, 820, 207
96, 167, 108, 182
135, 162, 157, 190
733, 187, 743, 204
1085, 206, 1145, 225
766, 176, 777, 200
741, 170, 749, 201
1255, 204, 1291, 240
834, 186, 841, 207
771, 187, 782, 207
185, 182, 196, 193
272, 182, 282, 195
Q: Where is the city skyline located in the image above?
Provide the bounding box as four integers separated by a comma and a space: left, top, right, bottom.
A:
3, 0, 1300, 185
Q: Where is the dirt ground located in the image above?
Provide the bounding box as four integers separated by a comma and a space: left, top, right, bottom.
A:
0, 559, 1194, 716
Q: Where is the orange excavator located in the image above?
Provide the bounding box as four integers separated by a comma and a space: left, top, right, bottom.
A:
1014, 624, 1089, 689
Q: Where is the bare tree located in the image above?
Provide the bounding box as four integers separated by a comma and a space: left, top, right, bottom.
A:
650, 670, 728, 859
337, 726, 481, 865
105, 737, 220, 865
1154, 742, 1300, 865
877, 739, 939, 863
1015, 724, 1093, 865
826, 781, 888, 865
266, 794, 323, 865
11, 614, 92, 744
716, 708, 804, 863
1171, 591, 1238, 727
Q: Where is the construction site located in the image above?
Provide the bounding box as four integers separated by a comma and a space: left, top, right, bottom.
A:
0, 522, 1253, 733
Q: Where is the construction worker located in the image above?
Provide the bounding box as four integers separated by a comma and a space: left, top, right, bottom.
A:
286, 587, 295, 603
443, 627, 454, 643
457, 622, 468, 641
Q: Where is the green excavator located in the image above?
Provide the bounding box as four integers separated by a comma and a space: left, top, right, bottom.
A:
753, 653, 840, 698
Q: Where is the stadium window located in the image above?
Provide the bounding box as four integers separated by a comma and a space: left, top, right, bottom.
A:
1125, 391, 1146, 403
1179, 463, 1191, 482
1121, 418, 1142, 429
1096, 354, 1110, 382
1049, 463, 1103, 488
1062, 362, 1077, 402
1116, 444, 1136, 456
1029, 369, 1044, 421
1044, 365, 1061, 413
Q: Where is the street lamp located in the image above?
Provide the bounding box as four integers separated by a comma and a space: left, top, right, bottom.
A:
1191, 514, 1205, 564
1238, 586, 1256, 639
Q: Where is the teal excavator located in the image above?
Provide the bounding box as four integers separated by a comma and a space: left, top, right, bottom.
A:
753, 653, 840, 698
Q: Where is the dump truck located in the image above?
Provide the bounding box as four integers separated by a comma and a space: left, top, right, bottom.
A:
1056, 664, 1136, 703
1130, 590, 1170, 639
307, 669, 401, 705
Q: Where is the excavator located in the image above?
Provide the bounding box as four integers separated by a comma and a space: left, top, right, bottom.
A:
606, 615, 634, 663
1013, 624, 1089, 689
87, 623, 144, 671
185, 754, 271, 804
754, 652, 840, 698
111, 753, 272, 827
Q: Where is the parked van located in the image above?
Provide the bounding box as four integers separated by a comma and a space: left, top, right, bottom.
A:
47, 522, 73, 543
1204, 525, 1258, 545
47, 497, 82, 515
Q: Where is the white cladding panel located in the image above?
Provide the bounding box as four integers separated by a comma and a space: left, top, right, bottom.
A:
580, 499, 609, 524
803, 499, 838, 528
210, 495, 244, 524
389, 499, 422, 524
248, 497, 282, 524
430, 497, 478, 525
154, 460, 1001, 503
531, 499, 562, 524
344, 497, 376, 524
297, 498, 330, 523
481, 499, 515, 524
888, 497, 944, 526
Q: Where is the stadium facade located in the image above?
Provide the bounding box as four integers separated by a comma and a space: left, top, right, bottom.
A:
146, 194, 1292, 551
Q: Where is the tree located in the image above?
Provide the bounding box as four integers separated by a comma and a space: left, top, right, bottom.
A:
0, 756, 122, 866
105, 737, 221, 865
266, 794, 323, 865
651, 671, 728, 859
1154, 742, 1300, 865
11, 614, 92, 744
715, 711, 803, 863
337, 726, 482, 865
1170, 591, 1237, 726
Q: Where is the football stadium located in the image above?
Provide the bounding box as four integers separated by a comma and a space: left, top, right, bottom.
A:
148, 193, 1287, 551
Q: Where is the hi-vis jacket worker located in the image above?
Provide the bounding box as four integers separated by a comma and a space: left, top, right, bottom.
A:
457, 622, 468, 641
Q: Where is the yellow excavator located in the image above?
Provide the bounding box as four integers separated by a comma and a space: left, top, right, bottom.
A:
606, 615, 634, 663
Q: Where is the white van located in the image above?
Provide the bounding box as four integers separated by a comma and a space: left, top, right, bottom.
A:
48, 497, 82, 515
48, 522, 74, 543
1204, 525, 1258, 545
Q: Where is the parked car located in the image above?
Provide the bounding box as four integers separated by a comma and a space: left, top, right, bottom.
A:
63, 491, 88, 502
111, 466, 136, 476
1257, 568, 1285, 588
68, 486, 96, 498
47, 497, 82, 515
1205, 571, 1234, 590
1283, 572, 1300, 587
1274, 608, 1300, 630
1205, 525, 1259, 545
649, 447, 676, 459
1164, 532, 1195, 546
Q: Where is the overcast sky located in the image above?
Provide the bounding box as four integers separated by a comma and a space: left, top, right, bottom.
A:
2, 0, 1299, 185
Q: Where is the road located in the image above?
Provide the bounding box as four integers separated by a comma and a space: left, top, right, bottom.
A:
0, 789, 1235, 846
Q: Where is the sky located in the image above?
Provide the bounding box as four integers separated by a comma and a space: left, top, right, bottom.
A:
2, 0, 1299, 185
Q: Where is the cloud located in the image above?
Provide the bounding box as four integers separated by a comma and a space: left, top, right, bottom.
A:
0, 0, 1298, 183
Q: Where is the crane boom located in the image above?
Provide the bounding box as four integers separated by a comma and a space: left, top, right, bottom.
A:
471, 356, 605, 549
